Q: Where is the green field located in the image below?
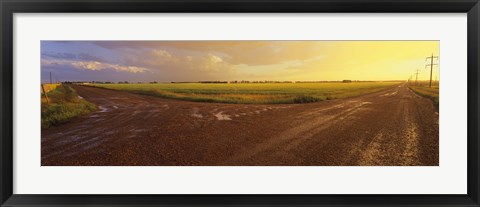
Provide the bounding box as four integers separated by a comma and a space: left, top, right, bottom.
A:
407, 80, 439, 107
42, 84, 96, 128
408, 85, 439, 106
91, 82, 401, 104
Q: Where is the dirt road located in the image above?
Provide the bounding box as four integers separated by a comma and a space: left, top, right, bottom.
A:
41, 83, 439, 166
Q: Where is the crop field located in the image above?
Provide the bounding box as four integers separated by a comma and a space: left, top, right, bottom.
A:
91, 82, 401, 104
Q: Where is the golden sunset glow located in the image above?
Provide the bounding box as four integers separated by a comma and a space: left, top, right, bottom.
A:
228, 41, 439, 81
42, 41, 439, 82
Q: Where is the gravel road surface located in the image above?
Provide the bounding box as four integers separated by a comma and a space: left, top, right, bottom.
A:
41, 83, 439, 166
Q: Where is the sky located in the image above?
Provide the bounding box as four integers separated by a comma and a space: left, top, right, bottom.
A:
41, 41, 439, 83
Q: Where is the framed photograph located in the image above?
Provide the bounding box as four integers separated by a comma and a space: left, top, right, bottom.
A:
1, 0, 479, 206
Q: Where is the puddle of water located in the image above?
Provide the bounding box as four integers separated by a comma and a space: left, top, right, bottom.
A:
191, 107, 203, 118
77, 136, 100, 146
98, 106, 108, 113
192, 113, 203, 118
357, 102, 372, 107
215, 112, 232, 120
69, 135, 84, 142
380, 92, 395, 97
80, 140, 105, 151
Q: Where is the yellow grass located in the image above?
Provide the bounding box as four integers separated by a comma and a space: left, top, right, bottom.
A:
91, 82, 401, 104
41, 83, 60, 94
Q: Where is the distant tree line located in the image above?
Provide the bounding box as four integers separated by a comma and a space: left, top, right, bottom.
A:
61, 80, 397, 84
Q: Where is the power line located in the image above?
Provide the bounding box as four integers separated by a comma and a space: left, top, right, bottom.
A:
414, 68, 420, 86
425, 53, 439, 88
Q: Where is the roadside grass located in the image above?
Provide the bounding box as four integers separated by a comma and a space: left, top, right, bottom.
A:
41, 84, 96, 128
41, 83, 60, 93
91, 82, 401, 104
408, 84, 439, 107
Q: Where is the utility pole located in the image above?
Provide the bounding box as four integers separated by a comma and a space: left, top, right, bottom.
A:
414, 69, 420, 86
49, 72, 52, 84
41, 84, 49, 105
425, 53, 438, 88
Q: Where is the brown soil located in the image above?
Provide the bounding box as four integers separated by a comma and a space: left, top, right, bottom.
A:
41, 84, 439, 166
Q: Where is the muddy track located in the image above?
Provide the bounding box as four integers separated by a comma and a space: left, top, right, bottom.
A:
41, 84, 439, 166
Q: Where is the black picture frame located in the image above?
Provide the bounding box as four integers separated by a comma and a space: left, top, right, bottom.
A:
1, 0, 479, 206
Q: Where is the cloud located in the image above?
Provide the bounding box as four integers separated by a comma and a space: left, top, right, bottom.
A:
41, 63, 155, 83
92, 41, 329, 66
67, 41, 328, 81
41, 42, 237, 81
41, 52, 105, 62
152, 49, 173, 59
208, 54, 223, 63
71, 61, 148, 73
42, 59, 149, 73
123, 48, 232, 73
41, 52, 77, 60
43, 41, 329, 82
